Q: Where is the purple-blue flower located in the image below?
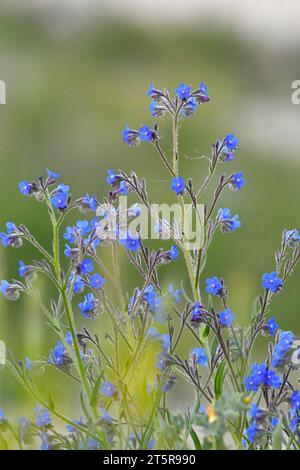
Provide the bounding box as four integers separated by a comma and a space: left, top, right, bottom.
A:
192, 347, 208, 367
79, 259, 94, 275
224, 133, 239, 151
51, 191, 68, 211
78, 293, 97, 320
73, 275, 85, 294
285, 229, 300, 246
272, 330, 294, 368
175, 83, 191, 100
190, 302, 205, 323
262, 272, 282, 293
35, 405, 51, 427
291, 390, 300, 411
171, 177, 185, 195
120, 233, 140, 252
230, 172, 245, 190
245, 363, 282, 392
47, 169, 60, 180
19, 180, 33, 196
89, 273, 105, 290
205, 276, 223, 296
106, 169, 118, 185
168, 284, 182, 304
49, 341, 65, 366
199, 82, 208, 97
101, 381, 115, 398
139, 125, 152, 142
18, 260, 29, 278
218, 208, 241, 232
219, 308, 235, 328
266, 316, 278, 336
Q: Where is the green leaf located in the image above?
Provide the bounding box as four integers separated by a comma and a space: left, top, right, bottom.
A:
273, 418, 283, 450
211, 336, 219, 357
190, 427, 202, 450
214, 360, 227, 399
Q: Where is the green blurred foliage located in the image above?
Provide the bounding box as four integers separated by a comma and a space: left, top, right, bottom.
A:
0, 9, 299, 425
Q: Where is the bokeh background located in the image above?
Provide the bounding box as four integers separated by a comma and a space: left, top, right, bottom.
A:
1, 0, 300, 440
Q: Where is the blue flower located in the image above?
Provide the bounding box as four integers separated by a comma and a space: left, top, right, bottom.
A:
262, 272, 282, 293
271, 416, 279, 428
47, 169, 60, 180
82, 194, 97, 211
67, 418, 84, 433
190, 302, 205, 323
76, 220, 90, 236
244, 363, 282, 392
249, 403, 259, 419
40, 431, 51, 450
246, 421, 257, 443
120, 233, 141, 251
66, 332, 73, 345
199, 82, 208, 97
35, 405, 51, 427
205, 276, 223, 296
144, 285, 162, 313
264, 369, 282, 388
19, 180, 33, 196
0, 224, 17, 247
63, 226, 76, 244
51, 191, 68, 210
64, 244, 73, 258
101, 381, 115, 398
192, 347, 208, 367
79, 259, 93, 275
123, 126, 140, 146
78, 293, 97, 319
18, 260, 29, 277
168, 284, 182, 304
291, 391, 300, 411
175, 83, 191, 100
230, 172, 245, 190
0, 409, 4, 423
73, 275, 85, 294
168, 245, 179, 260
49, 340, 65, 366
224, 133, 239, 151
266, 316, 278, 336
0, 280, 21, 300
285, 229, 300, 246
272, 331, 294, 368
89, 273, 105, 290
181, 98, 198, 117
218, 208, 241, 232
57, 184, 70, 194
290, 408, 299, 432
219, 308, 235, 327
25, 357, 32, 370
86, 437, 102, 450
149, 100, 160, 117
116, 180, 128, 196
171, 176, 185, 195
147, 82, 155, 97
139, 125, 153, 142
106, 169, 118, 185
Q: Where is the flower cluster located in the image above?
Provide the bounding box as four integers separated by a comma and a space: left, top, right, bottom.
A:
0, 81, 299, 451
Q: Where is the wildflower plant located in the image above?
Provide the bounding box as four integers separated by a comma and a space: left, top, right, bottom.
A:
0, 81, 300, 451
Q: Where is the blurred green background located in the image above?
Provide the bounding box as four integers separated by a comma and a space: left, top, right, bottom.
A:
0, 2, 300, 435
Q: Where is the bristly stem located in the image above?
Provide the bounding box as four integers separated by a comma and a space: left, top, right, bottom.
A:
44, 190, 96, 417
